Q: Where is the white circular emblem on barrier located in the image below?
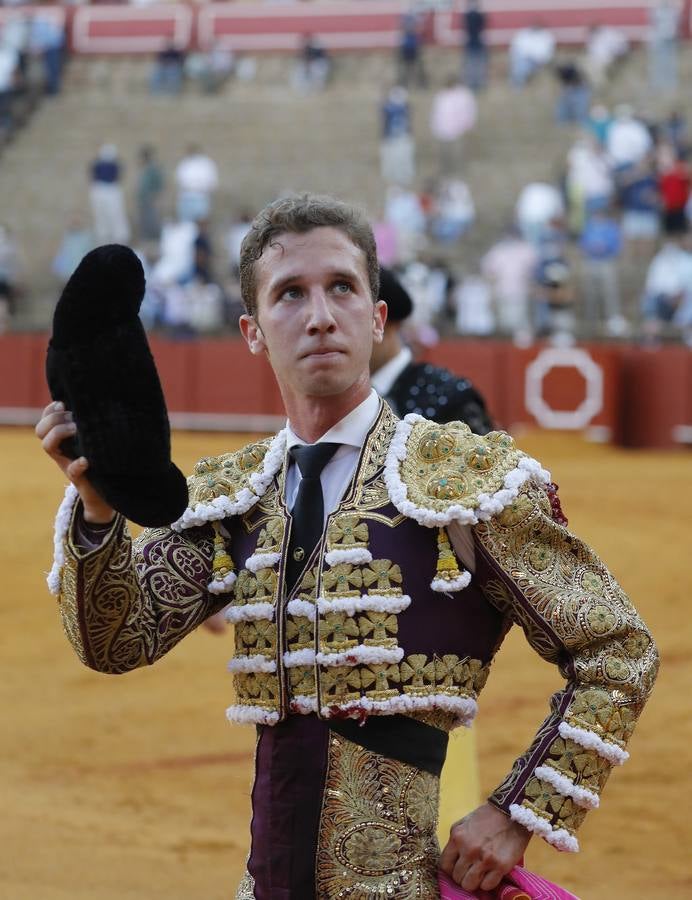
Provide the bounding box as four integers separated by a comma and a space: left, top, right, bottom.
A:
525, 347, 604, 429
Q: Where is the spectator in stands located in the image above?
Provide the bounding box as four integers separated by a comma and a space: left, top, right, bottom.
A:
452, 271, 494, 336
29, 13, 65, 96
429, 76, 477, 173
508, 22, 555, 88
88, 143, 130, 245
587, 104, 612, 147
657, 143, 690, 234
380, 85, 415, 185
136, 145, 165, 243
175, 144, 219, 223
226, 210, 253, 276
397, 12, 426, 88
150, 41, 185, 96
606, 105, 653, 170
515, 181, 564, 245
52, 216, 93, 284
383, 185, 426, 261
661, 109, 688, 157
535, 256, 575, 340
0, 223, 20, 333
554, 61, 591, 126
579, 208, 628, 337
481, 228, 537, 343
648, 0, 681, 92
0, 37, 19, 138
566, 134, 613, 233
292, 34, 332, 93
186, 41, 234, 95
429, 177, 475, 242
617, 155, 661, 254
641, 232, 692, 343
584, 24, 629, 87
462, 0, 488, 91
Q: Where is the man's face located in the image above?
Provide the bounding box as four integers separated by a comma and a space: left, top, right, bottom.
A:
240, 227, 386, 402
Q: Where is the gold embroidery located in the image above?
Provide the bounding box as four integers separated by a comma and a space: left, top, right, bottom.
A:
320, 612, 359, 651
399, 421, 523, 514
234, 870, 256, 899
328, 515, 369, 551
316, 734, 440, 898
323, 563, 363, 595
320, 666, 363, 705
362, 560, 402, 593
189, 440, 271, 507
234, 672, 280, 710
235, 620, 277, 656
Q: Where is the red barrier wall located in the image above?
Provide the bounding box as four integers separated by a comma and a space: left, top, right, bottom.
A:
2, 334, 691, 448
4, 2, 687, 55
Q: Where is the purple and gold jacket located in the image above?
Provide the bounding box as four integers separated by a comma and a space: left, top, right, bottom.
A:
48, 402, 657, 855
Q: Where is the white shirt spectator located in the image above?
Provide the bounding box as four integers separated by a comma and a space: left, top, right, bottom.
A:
0, 45, 19, 92
515, 182, 564, 235
606, 112, 653, 167
587, 26, 628, 71
645, 242, 692, 298
453, 275, 494, 336
511, 26, 555, 67
429, 84, 477, 143
175, 153, 219, 195
567, 138, 613, 202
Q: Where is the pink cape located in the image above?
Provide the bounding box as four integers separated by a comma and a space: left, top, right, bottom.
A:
438, 867, 580, 900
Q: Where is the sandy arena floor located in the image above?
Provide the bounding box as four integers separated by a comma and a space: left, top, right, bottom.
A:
1, 427, 690, 899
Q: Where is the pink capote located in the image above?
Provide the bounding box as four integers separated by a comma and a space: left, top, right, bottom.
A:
438, 868, 580, 900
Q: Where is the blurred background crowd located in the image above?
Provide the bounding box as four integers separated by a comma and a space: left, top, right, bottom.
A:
1, 0, 692, 351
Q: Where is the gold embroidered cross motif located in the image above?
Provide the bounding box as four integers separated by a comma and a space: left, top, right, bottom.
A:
321, 612, 359, 647
320, 666, 362, 702
328, 515, 369, 549
362, 560, 402, 592
360, 663, 401, 699
286, 616, 314, 650
322, 563, 363, 595
400, 654, 437, 694
257, 517, 284, 551
358, 611, 398, 646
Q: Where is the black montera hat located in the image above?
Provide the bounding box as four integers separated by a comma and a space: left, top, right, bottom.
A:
46, 245, 188, 527
378, 266, 413, 322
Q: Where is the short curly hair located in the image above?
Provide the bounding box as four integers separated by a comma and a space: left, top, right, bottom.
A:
239, 193, 380, 317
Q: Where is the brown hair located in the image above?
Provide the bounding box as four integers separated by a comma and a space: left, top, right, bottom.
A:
239, 193, 380, 317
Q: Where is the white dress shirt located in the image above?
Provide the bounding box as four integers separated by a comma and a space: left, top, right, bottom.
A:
370, 346, 412, 398
284, 388, 475, 572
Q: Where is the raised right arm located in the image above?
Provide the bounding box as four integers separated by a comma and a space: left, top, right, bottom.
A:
38, 401, 224, 673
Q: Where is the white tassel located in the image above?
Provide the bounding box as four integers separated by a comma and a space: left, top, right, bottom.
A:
431, 572, 472, 593
286, 598, 317, 620
207, 571, 237, 595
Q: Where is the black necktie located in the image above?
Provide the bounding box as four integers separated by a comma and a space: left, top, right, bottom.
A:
285, 442, 340, 594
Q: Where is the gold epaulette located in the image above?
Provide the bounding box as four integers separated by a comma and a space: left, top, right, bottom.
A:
187, 439, 274, 508
390, 417, 547, 525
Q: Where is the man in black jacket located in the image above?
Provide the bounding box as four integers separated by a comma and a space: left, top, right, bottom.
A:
371, 266, 493, 433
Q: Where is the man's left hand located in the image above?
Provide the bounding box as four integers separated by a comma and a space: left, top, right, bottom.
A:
439, 802, 532, 892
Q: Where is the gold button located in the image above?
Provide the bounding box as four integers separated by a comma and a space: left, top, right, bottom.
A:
293, 547, 305, 561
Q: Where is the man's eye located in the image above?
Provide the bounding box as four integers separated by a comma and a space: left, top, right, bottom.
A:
281, 287, 302, 301
333, 282, 352, 294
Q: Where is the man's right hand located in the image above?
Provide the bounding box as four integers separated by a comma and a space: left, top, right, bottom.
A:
36, 400, 116, 524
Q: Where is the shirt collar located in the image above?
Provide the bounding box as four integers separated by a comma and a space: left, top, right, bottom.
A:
370, 346, 412, 397
286, 389, 381, 451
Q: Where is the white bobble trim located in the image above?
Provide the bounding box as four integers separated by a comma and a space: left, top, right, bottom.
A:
315, 645, 404, 667
207, 571, 237, 595
286, 599, 317, 620
431, 571, 472, 593
224, 602, 275, 623
226, 704, 280, 725
509, 804, 579, 852
245, 551, 281, 573
534, 764, 600, 810
47, 484, 81, 595
226, 654, 276, 674
558, 721, 629, 765
324, 547, 373, 566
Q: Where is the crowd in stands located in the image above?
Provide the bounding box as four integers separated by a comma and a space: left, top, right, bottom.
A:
1, 0, 692, 348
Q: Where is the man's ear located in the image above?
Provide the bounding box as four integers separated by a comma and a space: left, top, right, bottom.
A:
372, 299, 388, 344
239, 313, 267, 356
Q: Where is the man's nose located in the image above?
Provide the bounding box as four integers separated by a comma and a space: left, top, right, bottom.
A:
306, 289, 337, 332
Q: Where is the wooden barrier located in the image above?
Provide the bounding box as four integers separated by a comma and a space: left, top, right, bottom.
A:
2, 333, 691, 448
